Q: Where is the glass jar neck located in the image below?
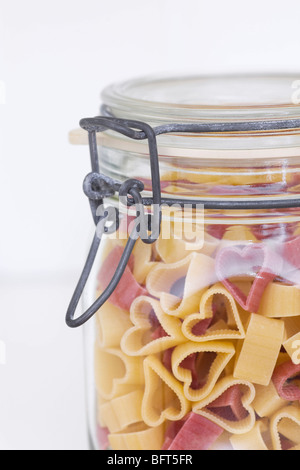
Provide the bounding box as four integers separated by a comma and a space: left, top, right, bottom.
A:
96, 74, 300, 224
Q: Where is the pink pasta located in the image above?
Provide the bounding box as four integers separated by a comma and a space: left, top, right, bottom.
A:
98, 246, 147, 311
165, 412, 223, 450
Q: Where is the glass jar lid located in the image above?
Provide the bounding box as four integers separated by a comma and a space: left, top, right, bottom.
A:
102, 74, 300, 121
101, 74, 300, 154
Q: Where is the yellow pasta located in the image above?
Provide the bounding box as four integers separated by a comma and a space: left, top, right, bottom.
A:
252, 382, 286, 418
96, 299, 132, 349
162, 167, 291, 186
283, 316, 300, 341
171, 340, 235, 402
224, 354, 237, 376
220, 225, 258, 244
289, 444, 300, 450
132, 239, 157, 284
93, 208, 300, 450
270, 406, 300, 450
233, 314, 284, 386
142, 355, 191, 427
146, 252, 216, 318
98, 390, 144, 433
94, 345, 144, 400
109, 423, 165, 451
276, 352, 291, 367
257, 283, 300, 318
209, 432, 234, 451
229, 420, 269, 450
278, 414, 300, 443
193, 375, 256, 434
97, 394, 108, 427
156, 218, 218, 264
121, 296, 186, 356
182, 283, 246, 342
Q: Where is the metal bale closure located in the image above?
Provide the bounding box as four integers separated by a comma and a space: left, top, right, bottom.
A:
66, 111, 300, 328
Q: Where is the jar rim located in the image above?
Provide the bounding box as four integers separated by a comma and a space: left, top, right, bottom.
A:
101, 73, 300, 124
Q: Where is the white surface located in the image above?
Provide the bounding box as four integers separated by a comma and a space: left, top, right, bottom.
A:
1, 0, 300, 450
0, 274, 89, 450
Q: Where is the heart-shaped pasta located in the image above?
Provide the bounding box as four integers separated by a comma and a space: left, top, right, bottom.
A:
230, 419, 269, 450
98, 245, 147, 311
121, 296, 186, 356
96, 299, 132, 349
171, 341, 235, 402
108, 423, 165, 451
252, 381, 286, 419
272, 360, 300, 401
142, 355, 191, 427
146, 252, 216, 318
283, 235, 300, 269
270, 406, 300, 450
193, 375, 256, 434
94, 345, 144, 400
132, 239, 157, 284
98, 390, 144, 434
215, 243, 282, 313
182, 283, 246, 342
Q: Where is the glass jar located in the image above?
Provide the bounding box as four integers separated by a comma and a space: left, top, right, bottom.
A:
71, 75, 300, 451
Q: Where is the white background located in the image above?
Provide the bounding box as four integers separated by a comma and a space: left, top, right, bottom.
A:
0, 0, 300, 450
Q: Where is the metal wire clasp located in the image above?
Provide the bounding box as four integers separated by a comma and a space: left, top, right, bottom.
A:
66, 112, 300, 328
66, 116, 162, 328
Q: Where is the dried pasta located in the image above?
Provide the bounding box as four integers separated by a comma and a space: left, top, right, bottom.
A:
229, 420, 269, 450
182, 283, 246, 342
108, 423, 165, 451
96, 299, 132, 348
272, 360, 300, 401
142, 354, 191, 427
193, 376, 256, 434
217, 226, 258, 252
215, 244, 282, 312
94, 345, 144, 400
94, 222, 300, 450
283, 332, 300, 364
121, 296, 186, 356
98, 390, 144, 433
233, 314, 284, 386
171, 340, 235, 401
146, 252, 216, 318
258, 282, 300, 318
132, 238, 157, 284
156, 220, 218, 264
270, 406, 300, 450
98, 245, 147, 311
97, 394, 108, 428
161, 167, 292, 186
283, 316, 300, 341
252, 382, 286, 418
